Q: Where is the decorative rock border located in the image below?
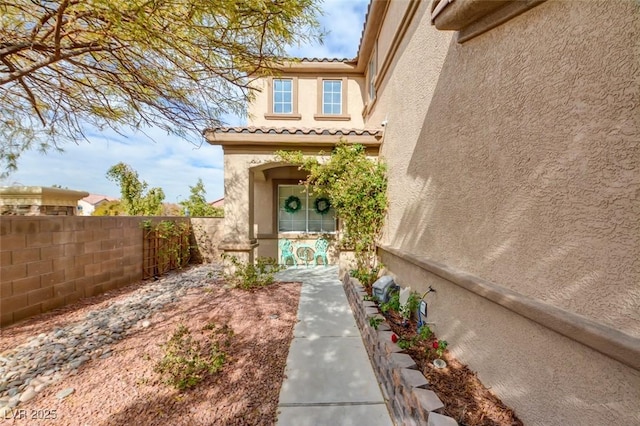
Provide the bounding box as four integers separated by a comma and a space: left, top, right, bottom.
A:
0, 265, 222, 415
342, 274, 458, 426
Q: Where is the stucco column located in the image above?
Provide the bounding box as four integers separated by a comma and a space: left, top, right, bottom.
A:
219, 155, 258, 265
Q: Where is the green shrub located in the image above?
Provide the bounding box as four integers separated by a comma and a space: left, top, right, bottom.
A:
222, 254, 285, 290
154, 324, 226, 390
350, 266, 381, 288
380, 291, 400, 314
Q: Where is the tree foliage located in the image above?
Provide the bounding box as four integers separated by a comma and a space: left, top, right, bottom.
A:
277, 142, 388, 275
0, 0, 322, 175
106, 162, 164, 216
179, 178, 223, 217
92, 199, 124, 216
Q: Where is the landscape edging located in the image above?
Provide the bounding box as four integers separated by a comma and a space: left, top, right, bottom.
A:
341, 273, 458, 426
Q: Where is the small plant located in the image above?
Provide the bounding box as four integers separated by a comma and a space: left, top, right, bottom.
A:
380, 291, 400, 314
432, 339, 448, 358
368, 316, 384, 330
397, 337, 413, 350
222, 254, 285, 290
363, 294, 379, 302
350, 266, 381, 288
417, 325, 433, 341
154, 324, 226, 390
399, 291, 421, 321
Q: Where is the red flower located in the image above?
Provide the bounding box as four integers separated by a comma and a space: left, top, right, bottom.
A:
432, 341, 439, 349
391, 334, 398, 343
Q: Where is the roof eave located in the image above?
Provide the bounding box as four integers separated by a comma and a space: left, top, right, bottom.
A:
354, 0, 391, 70
272, 60, 359, 74
203, 129, 382, 148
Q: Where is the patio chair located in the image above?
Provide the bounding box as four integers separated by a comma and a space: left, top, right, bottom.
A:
279, 239, 296, 267
314, 238, 329, 266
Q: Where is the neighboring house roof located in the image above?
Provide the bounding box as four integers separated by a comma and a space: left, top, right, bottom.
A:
210, 197, 224, 208
81, 194, 118, 205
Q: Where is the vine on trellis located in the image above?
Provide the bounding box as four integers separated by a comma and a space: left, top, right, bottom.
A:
142, 220, 192, 278
277, 141, 387, 285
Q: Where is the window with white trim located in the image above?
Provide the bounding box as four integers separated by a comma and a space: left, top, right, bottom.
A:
273, 79, 293, 114
322, 80, 342, 115
278, 185, 336, 233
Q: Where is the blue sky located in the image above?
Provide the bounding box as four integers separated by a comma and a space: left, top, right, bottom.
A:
1, 0, 370, 203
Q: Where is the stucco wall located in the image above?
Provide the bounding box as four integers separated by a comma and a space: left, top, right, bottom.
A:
223, 152, 344, 262
373, 0, 639, 424
375, 0, 410, 75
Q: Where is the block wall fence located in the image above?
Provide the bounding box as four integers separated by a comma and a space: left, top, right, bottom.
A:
0, 216, 224, 327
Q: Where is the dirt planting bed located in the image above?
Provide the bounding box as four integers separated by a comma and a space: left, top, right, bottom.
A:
1, 267, 300, 425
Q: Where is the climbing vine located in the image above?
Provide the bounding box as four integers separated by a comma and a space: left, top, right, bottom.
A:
277, 141, 387, 283
142, 219, 191, 278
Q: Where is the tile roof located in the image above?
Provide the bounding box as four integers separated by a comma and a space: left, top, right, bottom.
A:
209, 197, 224, 208
355, 0, 374, 59
81, 194, 118, 205
207, 126, 382, 137
294, 57, 356, 63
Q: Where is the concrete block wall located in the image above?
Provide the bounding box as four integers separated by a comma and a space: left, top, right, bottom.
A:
342, 273, 457, 426
0, 217, 144, 327
0, 216, 222, 327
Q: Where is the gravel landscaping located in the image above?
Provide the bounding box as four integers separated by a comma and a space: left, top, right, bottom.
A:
0, 265, 301, 425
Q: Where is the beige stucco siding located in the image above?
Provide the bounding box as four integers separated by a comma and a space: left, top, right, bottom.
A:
375, 0, 410, 77
380, 0, 639, 336
375, 0, 639, 423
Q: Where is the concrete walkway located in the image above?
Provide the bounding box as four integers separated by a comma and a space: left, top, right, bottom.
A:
275, 266, 393, 426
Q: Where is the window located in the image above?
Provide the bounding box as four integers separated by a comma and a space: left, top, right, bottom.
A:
265, 77, 300, 120
367, 55, 376, 101
278, 185, 336, 233
322, 80, 342, 115
315, 77, 349, 120
273, 79, 293, 114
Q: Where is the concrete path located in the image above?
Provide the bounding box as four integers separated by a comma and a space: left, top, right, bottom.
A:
275, 266, 393, 426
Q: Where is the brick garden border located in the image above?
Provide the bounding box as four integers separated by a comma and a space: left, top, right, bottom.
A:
342, 273, 458, 426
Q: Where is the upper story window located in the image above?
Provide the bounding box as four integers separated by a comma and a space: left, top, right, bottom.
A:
314, 77, 350, 121
273, 79, 293, 114
322, 80, 342, 115
367, 54, 376, 102
265, 77, 300, 120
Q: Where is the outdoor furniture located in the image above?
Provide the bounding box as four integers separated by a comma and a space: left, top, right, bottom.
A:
296, 244, 315, 268
314, 238, 329, 266
279, 239, 296, 267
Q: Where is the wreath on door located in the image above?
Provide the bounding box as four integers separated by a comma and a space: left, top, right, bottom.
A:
314, 197, 331, 215
284, 195, 302, 214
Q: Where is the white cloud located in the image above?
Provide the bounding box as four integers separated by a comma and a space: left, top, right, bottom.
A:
288, 0, 369, 59
5, 128, 224, 203
3, 0, 369, 204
